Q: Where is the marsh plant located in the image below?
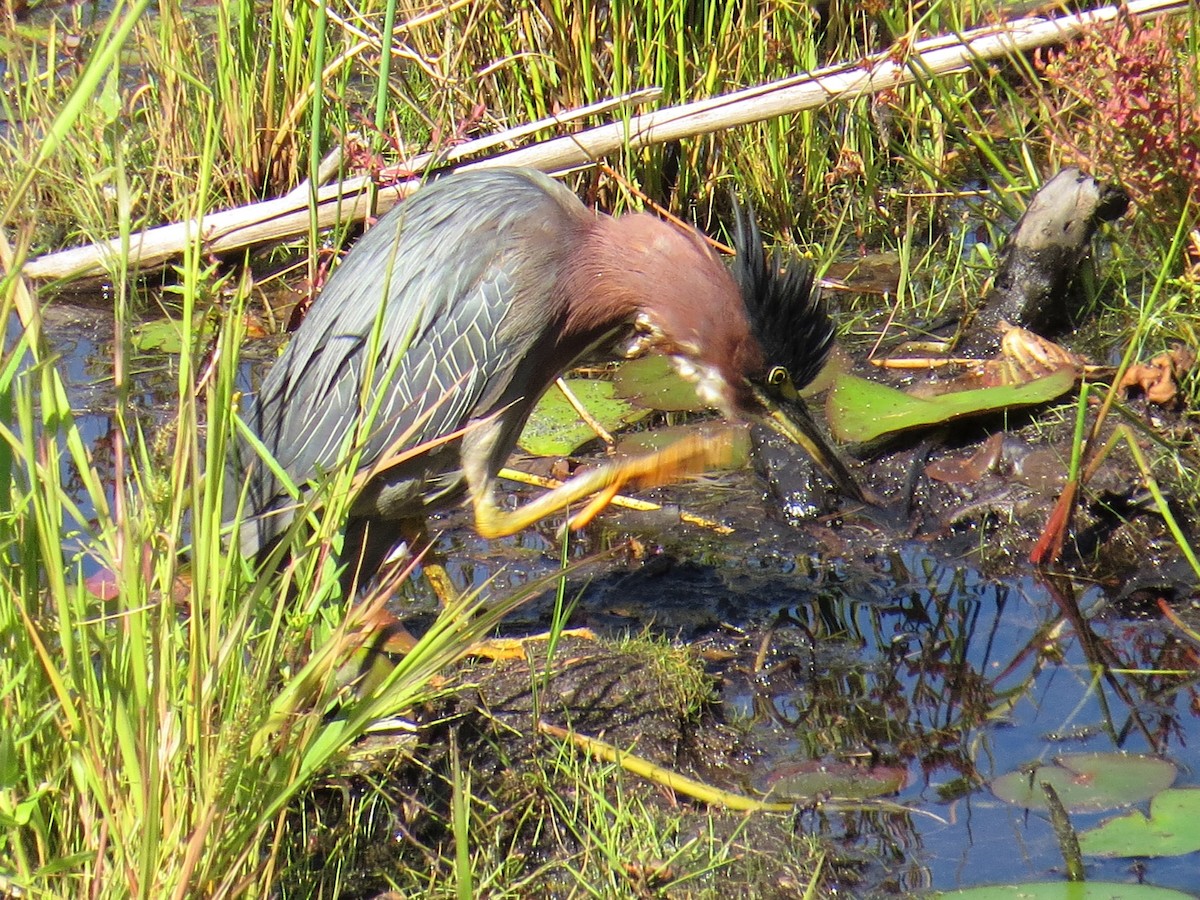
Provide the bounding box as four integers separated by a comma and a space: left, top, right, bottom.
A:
1037, 7, 1200, 232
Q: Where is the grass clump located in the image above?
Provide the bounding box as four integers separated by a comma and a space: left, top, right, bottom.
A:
271, 634, 827, 898
0, 240, 541, 895
0, 0, 388, 257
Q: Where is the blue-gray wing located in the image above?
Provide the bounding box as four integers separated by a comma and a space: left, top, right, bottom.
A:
228, 168, 579, 552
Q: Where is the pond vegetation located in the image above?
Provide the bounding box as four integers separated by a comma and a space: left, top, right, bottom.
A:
2, 0, 1199, 897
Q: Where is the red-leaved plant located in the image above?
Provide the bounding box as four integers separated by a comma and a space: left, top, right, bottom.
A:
1036, 10, 1200, 228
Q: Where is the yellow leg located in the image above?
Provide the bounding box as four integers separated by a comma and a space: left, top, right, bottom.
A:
454, 434, 736, 660
363, 432, 738, 660
472, 429, 735, 539
347, 517, 458, 610
418, 545, 598, 661
567, 481, 624, 531
422, 557, 458, 607
497, 467, 735, 534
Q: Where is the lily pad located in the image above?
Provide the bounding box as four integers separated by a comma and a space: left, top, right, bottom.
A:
613, 355, 707, 412
518, 378, 650, 457
934, 881, 1196, 899
1080, 788, 1200, 858
991, 753, 1177, 812
131, 315, 209, 354
826, 368, 1076, 444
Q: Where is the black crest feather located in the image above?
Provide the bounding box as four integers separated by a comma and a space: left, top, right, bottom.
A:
731, 201, 833, 390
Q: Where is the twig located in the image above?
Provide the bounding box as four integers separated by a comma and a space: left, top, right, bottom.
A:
21, 89, 662, 281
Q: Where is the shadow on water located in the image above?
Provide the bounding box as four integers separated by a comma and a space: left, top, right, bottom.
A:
30, 299, 1200, 896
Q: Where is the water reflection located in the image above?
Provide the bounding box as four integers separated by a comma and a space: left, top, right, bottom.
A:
7, 300, 239, 574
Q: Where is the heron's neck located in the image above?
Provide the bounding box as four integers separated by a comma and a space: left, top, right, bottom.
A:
557, 214, 648, 340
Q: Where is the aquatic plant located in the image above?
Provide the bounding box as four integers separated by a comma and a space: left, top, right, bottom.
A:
1037, 9, 1200, 230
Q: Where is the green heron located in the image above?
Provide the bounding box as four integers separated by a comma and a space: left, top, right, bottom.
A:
225, 167, 861, 575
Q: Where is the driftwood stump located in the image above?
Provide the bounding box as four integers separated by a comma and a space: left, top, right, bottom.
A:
962, 167, 1128, 355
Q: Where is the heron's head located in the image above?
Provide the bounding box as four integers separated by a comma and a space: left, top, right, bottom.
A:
574, 205, 861, 501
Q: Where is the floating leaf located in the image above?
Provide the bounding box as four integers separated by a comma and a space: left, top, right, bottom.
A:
85, 567, 119, 601
131, 315, 211, 354
1080, 788, 1200, 858
991, 753, 1176, 812
826, 368, 1076, 444
934, 881, 1196, 899
614, 356, 706, 412
518, 379, 649, 457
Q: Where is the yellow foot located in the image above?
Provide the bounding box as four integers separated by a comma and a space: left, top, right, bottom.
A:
466, 627, 598, 661
474, 429, 736, 539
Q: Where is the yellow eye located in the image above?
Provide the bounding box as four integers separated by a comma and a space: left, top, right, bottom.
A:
768, 366, 789, 386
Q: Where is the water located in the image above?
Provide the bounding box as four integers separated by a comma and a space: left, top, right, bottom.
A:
27, 299, 1200, 897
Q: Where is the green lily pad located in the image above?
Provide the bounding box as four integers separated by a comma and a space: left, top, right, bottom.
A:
991, 753, 1177, 812
934, 881, 1197, 899
826, 368, 1076, 444
518, 378, 650, 457
1080, 788, 1200, 858
614, 355, 707, 412
131, 315, 209, 354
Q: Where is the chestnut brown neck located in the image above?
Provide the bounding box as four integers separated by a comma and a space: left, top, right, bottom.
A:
560, 212, 764, 398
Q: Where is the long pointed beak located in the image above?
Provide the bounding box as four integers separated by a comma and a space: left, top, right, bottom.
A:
749, 384, 865, 503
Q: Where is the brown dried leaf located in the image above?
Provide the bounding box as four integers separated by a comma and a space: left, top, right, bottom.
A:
1118, 344, 1197, 408
924, 432, 1005, 484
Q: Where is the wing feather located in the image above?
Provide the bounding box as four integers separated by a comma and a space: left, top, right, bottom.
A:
229, 168, 581, 552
